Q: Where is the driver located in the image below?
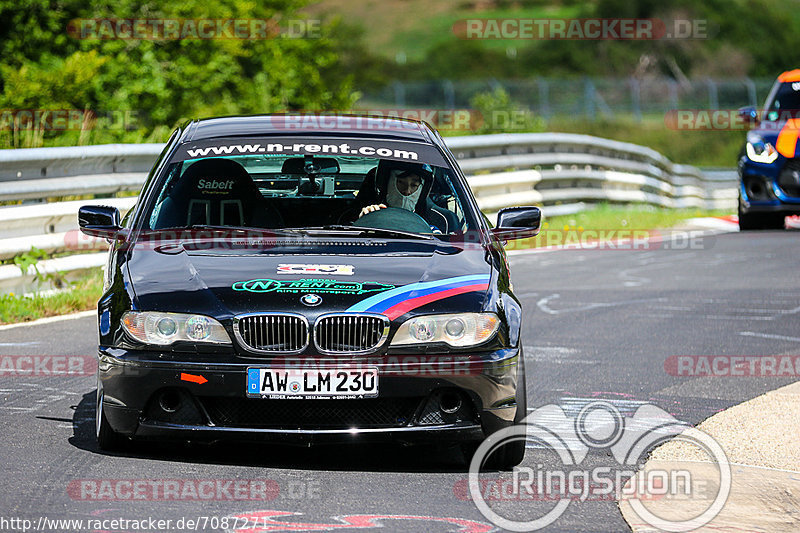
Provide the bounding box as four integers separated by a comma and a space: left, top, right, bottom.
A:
359, 169, 422, 218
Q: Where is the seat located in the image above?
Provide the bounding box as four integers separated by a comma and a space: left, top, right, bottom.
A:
356, 167, 379, 207
154, 158, 283, 229
427, 198, 460, 233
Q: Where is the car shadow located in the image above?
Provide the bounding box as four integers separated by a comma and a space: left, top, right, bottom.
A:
66, 390, 472, 473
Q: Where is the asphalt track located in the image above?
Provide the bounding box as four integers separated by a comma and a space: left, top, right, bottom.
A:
0, 230, 798, 532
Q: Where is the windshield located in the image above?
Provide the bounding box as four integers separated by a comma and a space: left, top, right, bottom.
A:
764, 82, 800, 121
143, 137, 475, 238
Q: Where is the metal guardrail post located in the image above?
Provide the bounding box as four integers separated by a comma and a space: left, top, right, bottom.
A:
706, 78, 719, 110
538, 79, 551, 119
584, 78, 596, 121
393, 81, 405, 107
745, 78, 758, 108
443, 80, 455, 110
630, 78, 642, 122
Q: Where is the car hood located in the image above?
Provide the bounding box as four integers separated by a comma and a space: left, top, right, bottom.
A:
126, 237, 494, 319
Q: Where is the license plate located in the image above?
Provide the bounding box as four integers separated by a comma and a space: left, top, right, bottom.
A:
246, 367, 379, 399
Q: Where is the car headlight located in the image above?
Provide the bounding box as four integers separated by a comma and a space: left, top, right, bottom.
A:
390, 313, 500, 347
746, 132, 779, 164
121, 311, 231, 345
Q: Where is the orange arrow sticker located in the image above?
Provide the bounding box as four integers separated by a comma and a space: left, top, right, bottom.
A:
180, 373, 208, 385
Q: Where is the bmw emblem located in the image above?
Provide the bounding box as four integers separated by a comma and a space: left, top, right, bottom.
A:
301, 293, 322, 306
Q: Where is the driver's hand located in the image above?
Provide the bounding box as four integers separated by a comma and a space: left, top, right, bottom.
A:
359, 204, 386, 218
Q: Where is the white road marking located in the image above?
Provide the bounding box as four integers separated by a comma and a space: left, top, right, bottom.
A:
524, 345, 578, 355
739, 331, 800, 343
704, 315, 773, 321
0, 310, 95, 331
0, 342, 41, 346
536, 294, 664, 315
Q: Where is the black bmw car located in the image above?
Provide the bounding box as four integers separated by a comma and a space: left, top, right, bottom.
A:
79, 114, 540, 468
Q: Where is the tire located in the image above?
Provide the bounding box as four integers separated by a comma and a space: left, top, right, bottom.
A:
739, 199, 786, 230
465, 352, 527, 470
96, 390, 126, 451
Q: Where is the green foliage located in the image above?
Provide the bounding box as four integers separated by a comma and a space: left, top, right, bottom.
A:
12, 246, 71, 288
0, 268, 104, 324
470, 88, 545, 134
0, 0, 359, 147
331, 0, 800, 80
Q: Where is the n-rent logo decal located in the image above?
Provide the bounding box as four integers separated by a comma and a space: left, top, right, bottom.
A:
232, 278, 394, 295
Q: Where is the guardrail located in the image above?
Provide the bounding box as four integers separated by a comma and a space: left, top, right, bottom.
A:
446, 133, 737, 213
0, 134, 738, 293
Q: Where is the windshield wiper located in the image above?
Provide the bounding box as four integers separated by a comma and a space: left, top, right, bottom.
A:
186, 225, 290, 235
286, 225, 435, 241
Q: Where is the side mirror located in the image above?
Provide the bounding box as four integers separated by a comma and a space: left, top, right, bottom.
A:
492, 206, 541, 241
78, 205, 122, 239
737, 106, 759, 125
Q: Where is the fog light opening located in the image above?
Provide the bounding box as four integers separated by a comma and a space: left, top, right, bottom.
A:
440, 392, 462, 414
747, 181, 764, 199
159, 391, 181, 413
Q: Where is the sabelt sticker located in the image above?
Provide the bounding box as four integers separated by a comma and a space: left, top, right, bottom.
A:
277, 264, 354, 276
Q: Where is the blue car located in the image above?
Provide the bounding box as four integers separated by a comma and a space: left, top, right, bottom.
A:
738, 69, 800, 230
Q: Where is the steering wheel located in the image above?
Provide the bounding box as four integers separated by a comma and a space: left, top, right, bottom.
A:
352, 207, 431, 233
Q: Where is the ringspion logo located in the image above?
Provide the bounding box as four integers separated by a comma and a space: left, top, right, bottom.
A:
468, 401, 730, 531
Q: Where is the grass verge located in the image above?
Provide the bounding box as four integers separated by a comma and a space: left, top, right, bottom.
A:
0, 269, 103, 325
505, 205, 733, 251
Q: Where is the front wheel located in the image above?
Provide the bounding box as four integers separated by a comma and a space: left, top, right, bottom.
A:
96, 390, 126, 451
739, 201, 786, 230
465, 352, 527, 470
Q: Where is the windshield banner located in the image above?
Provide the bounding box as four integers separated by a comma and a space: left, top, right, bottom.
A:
174, 137, 448, 166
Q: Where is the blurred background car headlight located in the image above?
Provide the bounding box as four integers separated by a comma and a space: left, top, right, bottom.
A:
391, 313, 499, 347
121, 311, 231, 345
746, 132, 779, 164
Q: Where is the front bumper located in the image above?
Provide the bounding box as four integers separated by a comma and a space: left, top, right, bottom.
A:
739, 157, 800, 215
98, 346, 521, 445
